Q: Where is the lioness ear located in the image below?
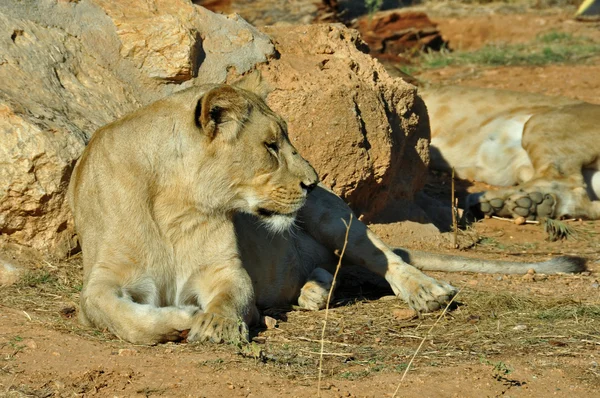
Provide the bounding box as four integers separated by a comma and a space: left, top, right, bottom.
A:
197, 86, 250, 141
232, 70, 271, 99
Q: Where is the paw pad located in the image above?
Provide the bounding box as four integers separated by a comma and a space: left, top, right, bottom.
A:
469, 190, 557, 220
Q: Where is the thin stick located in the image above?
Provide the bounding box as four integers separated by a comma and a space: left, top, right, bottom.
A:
302, 350, 354, 357
451, 168, 458, 249
391, 288, 462, 398
317, 214, 353, 396
492, 216, 540, 224
292, 336, 352, 346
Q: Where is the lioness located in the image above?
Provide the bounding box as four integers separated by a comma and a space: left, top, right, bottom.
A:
69, 75, 584, 345
423, 85, 600, 220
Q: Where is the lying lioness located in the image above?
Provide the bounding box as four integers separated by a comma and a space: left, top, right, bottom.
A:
69, 74, 584, 344
423, 85, 600, 220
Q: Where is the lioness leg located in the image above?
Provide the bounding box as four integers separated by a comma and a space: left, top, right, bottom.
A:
299, 185, 457, 312
81, 265, 197, 344
185, 264, 260, 344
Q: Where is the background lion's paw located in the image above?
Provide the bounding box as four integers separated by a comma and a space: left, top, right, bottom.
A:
469, 190, 557, 220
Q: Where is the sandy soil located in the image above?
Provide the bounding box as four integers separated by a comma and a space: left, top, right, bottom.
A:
2, 5, 600, 398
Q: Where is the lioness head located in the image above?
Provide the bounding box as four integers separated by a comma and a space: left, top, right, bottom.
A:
196, 74, 319, 232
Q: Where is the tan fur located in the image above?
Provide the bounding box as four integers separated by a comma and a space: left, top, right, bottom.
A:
68, 76, 585, 345
422, 85, 600, 220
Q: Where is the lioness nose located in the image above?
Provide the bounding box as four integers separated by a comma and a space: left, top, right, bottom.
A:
301, 180, 318, 194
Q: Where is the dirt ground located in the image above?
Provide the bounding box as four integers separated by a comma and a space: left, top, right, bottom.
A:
2, 4, 600, 398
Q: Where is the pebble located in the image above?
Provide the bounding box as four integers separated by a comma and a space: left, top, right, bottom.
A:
53, 380, 65, 390
392, 308, 417, 320
514, 216, 526, 225
263, 315, 277, 329
118, 348, 138, 357
591, 280, 599, 289
522, 273, 535, 282
513, 324, 528, 331
24, 340, 37, 349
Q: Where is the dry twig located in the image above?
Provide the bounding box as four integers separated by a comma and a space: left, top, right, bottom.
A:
391, 288, 463, 398
317, 214, 352, 396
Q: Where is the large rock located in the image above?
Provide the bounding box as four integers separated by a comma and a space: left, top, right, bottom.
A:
259, 24, 429, 219
0, 0, 274, 255
0, 0, 428, 256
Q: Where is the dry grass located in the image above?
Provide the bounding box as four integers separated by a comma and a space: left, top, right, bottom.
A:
317, 215, 352, 396
2, 250, 599, 386
257, 287, 599, 382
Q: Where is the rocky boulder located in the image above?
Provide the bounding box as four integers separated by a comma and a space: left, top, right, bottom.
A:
259, 24, 430, 219
0, 0, 429, 257
0, 0, 274, 256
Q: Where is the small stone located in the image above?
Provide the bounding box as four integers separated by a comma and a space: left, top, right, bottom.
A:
118, 348, 138, 357
591, 280, 599, 289
514, 216, 526, 225
512, 324, 528, 331
467, 280, 479, 286
0, 259, 23, 286
527, 269, 536, 275
522, 273, 535, 282
24, 340, 37, 349
392, 308, 417, 320
53, 380, 65, 390
263, 316, 277, 329
374, 337, 381, 343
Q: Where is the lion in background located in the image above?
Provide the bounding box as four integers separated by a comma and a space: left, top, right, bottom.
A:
68, 74, 584, 345
423, 85, 600, 221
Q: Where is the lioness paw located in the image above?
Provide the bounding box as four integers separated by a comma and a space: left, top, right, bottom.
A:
386, 265, 457, 313
297, 268, 334, 311
470, 190, 557, 220
187, 313, 249, 344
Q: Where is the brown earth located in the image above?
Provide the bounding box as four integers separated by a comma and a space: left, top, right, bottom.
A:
2, 5, 600, 398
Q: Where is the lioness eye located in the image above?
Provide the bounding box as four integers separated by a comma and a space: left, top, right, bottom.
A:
265, 142, 278, 154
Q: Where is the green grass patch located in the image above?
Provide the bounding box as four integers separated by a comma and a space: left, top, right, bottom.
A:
414, 30, 600, 69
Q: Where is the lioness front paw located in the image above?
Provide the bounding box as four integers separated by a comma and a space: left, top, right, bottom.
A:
187, 313, 248, 344
297, 268, 334, 311
386, 265, 457, 313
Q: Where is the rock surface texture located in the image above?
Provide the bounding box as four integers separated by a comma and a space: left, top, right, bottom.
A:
0, 0, 428, 257
259, 24, 429, 219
